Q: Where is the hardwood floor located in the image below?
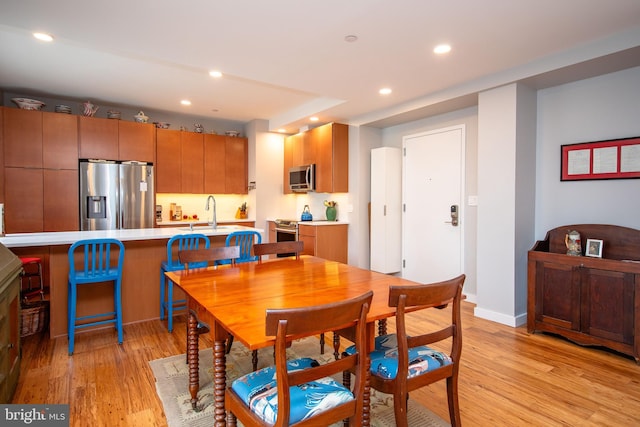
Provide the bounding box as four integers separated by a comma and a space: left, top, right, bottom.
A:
12, 302, 640, 426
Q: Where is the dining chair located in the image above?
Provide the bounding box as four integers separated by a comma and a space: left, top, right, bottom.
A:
178, 245, 240, 269
343, 274, 465, 427
252, 240, 330, 357
178, 245, 240, 361
160, 233, 210, 332
226, 290, 373, 427
253, 241, 304, 263
67, 238, 125, 355
223, 230, 262, 263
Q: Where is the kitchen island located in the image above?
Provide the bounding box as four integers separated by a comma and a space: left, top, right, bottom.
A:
0, 223, 263, 338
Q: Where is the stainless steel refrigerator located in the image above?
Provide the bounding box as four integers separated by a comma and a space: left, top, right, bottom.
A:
79, 159, 155, 230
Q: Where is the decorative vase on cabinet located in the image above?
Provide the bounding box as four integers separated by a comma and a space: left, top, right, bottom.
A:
326, 207, 337, 221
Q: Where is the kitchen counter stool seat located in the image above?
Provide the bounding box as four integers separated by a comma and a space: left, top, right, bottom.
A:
160, 234, 210, 332
67, 238, 125, 355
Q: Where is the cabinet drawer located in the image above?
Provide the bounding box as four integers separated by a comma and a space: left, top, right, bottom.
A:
298, 224, 316, 237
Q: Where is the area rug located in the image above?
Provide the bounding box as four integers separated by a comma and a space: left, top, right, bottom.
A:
149, 337, 449, 427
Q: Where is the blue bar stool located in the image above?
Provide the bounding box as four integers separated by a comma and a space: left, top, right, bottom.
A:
223, 230, 262, 264
160, 234, 210, 332
67, 239, 125, 355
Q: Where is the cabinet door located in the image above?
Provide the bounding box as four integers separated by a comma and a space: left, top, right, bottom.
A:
44, 169, 79, 231
43, 112, 78, 169
118, 121, 155, 162
204, 134, 226, 194
370, 148, 402, 273
534, 260, 581, 331
79, 116, 118, 159
225, 137, 247, 194
156, 129, 181, 193
181, 132, 204, 194
4, 168, 43, 233
298, 225, 316, 256
315, 123, 348, 193
3, 108, 42, 168
268, 221, 276, 243
315, 224, 348, 263
581, 268, 634, 345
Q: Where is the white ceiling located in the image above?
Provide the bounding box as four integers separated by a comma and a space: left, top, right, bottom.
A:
1, 0, 640, 133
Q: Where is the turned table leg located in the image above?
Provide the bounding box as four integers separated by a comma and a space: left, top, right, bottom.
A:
213, 337, 228, 426
187, 310, 200, 410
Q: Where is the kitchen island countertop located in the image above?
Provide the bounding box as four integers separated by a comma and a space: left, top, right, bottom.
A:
0, 224, 264, 248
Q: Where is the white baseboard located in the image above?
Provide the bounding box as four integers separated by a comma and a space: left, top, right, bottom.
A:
474, 306, 527, 327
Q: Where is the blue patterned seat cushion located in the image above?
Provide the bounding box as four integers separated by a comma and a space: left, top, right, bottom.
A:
345, 334, 451, 380
230, 357, 354, 425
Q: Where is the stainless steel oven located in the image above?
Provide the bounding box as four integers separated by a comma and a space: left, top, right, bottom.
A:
274, 219, 299, 257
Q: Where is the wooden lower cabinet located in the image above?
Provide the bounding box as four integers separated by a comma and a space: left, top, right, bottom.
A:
298, 224, 348, 264
528, 224, 640, 361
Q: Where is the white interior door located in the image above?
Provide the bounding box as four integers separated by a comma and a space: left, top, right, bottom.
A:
402, 125, 464, 284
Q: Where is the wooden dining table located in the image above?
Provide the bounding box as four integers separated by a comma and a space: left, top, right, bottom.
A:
165, 255, 420, 427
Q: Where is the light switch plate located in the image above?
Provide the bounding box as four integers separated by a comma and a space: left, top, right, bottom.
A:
468, 195, 478, 206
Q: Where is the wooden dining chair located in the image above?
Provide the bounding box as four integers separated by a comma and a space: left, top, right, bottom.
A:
253, 241, 304, 263
178, 245, 240, 269
343, 274, 465, 427
178, 245, 240, 358
226, 290, 373, 427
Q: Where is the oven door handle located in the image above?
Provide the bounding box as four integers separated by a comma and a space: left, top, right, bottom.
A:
275, 228, 298, 234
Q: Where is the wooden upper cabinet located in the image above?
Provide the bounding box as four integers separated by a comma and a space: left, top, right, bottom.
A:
180, 132, 204, 194
283, 135, 295, 195
282, 122, 349, 194
79, 116, 118, 159
156, 129, 181, 193
3, 108, 43, 168
0, 109, 4, 203
43, 112, 78, 169
4, 168, 43, 233
118, 121, 155, 163
315, 122, 348, 193
44, 169, 79, 231
204, 134, 226, 194
225, 136, 248, 194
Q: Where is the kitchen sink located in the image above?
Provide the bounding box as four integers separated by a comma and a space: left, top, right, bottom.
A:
177, 225, 241, 232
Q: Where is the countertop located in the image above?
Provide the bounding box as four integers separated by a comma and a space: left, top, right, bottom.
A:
267, 219, 348, 226
0, 224, 264, 248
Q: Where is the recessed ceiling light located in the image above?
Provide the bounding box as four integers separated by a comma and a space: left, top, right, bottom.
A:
433, 44, 451, 54
344, 35, 358, 43
379, 88, 392, 95
209, 70, 223, 78
278, 128, 287, 133
310, 117, 319, 122
180, 100, 191, 106
33, 32, 53, 42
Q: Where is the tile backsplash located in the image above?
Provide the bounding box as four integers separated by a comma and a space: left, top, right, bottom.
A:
156, 193, 248, 223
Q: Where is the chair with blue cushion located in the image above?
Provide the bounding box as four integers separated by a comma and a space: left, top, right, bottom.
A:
67, 238, 125, 355
160, 234, 210, 332
223, 230, 262, 263
343, 274, 465, 427
225, 290, 373, 426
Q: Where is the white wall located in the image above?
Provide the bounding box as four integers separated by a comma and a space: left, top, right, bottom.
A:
535, 66, 640, 235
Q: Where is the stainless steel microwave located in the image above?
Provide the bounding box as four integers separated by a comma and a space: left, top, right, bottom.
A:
289, 164, 315, 192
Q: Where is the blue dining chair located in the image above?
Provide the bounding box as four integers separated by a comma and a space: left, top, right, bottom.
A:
223, 230, 262, 264
160, 234, 210, 332
67, 238, 125, 355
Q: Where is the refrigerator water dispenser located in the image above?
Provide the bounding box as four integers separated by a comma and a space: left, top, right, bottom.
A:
86, 196, 107, 219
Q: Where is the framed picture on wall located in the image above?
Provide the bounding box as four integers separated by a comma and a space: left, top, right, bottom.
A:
585, 239, 603, 258
561, 136, 640, 181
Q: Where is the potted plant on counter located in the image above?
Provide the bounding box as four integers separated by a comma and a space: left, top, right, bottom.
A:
324, 200, 337, 221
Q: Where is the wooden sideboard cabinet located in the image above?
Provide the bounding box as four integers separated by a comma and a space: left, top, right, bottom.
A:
527, 224, 640, 361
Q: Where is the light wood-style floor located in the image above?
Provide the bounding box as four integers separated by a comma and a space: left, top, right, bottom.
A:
12, 302, 640, 426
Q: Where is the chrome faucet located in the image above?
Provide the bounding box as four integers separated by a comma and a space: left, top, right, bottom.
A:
205, 195, 217, 229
